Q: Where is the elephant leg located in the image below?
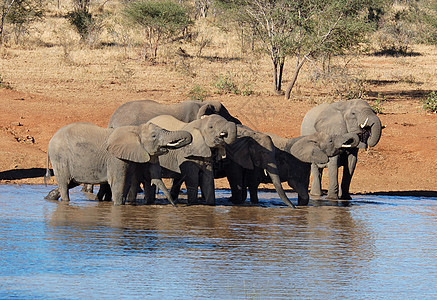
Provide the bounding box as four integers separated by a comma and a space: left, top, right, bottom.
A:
185, 172, 200, 205
309, 163, 323, 198
126, 168, 140, 204
143, 179, 156, 204
327, 155, 340, 200
58, 181, 80, 202
170, 176, 184, 202
225, 162, 244, 204
339, 150, 358, 200
289, 179, 310, 206
81, 184, 94, 193
200, 168, 215, 205
245, 171, 259, 204
108, 160, 130, 205
96, 183, 112, 201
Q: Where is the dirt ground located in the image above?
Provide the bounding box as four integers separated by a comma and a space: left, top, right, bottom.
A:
1, 86, 436, 197
0, 42, 436, 197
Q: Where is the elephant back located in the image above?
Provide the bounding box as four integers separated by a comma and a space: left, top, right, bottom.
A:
300, 103, 330, 135
147, 115, 187, 131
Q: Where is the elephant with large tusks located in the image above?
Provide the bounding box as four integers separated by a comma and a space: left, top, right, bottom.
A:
146, 114, 237, 205
301, 99, 383, 200
245, 131, 360, 206
44, 122, 192, 205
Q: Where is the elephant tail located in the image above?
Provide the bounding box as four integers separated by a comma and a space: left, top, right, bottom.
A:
44, 152, 51, 186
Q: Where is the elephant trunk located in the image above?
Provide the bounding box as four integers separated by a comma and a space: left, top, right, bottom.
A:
339, 133, 360, 149
366, 115, 382, 147
223, 123, 237, 145
163, 130, 192, 149
266, 164, 296, 208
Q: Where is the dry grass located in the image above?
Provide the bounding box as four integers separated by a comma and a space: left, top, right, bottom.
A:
0, 3, 435, 107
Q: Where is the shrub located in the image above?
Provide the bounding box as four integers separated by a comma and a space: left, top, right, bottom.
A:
188, 84, 208, 101
371, 98, 384, 114
214, 73, 240, 95
67, 10, 104, 47
422, 91, 437, 113
0, 74, 12, 89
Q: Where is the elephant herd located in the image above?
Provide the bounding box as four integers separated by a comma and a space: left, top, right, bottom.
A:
44, 99, 382, 208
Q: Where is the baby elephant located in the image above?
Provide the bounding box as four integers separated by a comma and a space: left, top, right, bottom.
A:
44, 122, 192, 205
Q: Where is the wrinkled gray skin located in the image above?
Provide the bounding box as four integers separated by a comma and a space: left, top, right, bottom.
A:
44, 122, 192, 205
81, 99, 241, 195
301, 99, 382, 199
147, 114, 237, 205
108, 99, 241, 128
214, 125, 296, 208
247, 132, 360, 206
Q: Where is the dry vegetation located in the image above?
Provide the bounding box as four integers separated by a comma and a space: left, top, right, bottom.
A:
0, 2, 436, 196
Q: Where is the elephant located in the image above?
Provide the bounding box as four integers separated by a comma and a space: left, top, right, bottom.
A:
79, 99, 241, 195
240, 132, 360, 206
145, 114, 237, 205
108, 99, 241, 128
301, 99, 383, 200
214, 125, 296, 208
44, 122, 192, 205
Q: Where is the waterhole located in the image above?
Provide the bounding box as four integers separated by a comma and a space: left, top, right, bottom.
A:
0, 185, 436, 299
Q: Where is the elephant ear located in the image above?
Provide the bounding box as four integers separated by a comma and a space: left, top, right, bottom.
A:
288, 137, 329, 164
107, 126, 151, 163
197, 103, 216, 119
181, 128, 212, 158
226, 137, 254, 169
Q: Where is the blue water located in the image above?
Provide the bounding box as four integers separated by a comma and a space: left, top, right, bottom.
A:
0, 185, 436, 299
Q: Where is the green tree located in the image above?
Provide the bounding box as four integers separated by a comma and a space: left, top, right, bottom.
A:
124, 0, 192, 60
215, 0, 382, 98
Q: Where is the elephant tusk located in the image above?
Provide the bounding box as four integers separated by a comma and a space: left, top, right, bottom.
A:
360, 117, 369, 128
341, 144, 352, 148
220, 132, 227, 137
264, 169, 268, 177
166, 139, 184, 147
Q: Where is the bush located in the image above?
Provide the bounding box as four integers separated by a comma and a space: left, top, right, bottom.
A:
67, 10, 104, 47
188, 84, 208, 101
214, 73, 240, 95
422, 91, 437, 113
371, 98, 384, 114
0, 74, 12, 89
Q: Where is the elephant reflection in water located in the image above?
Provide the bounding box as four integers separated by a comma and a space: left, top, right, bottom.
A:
47, 198, 374, 276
